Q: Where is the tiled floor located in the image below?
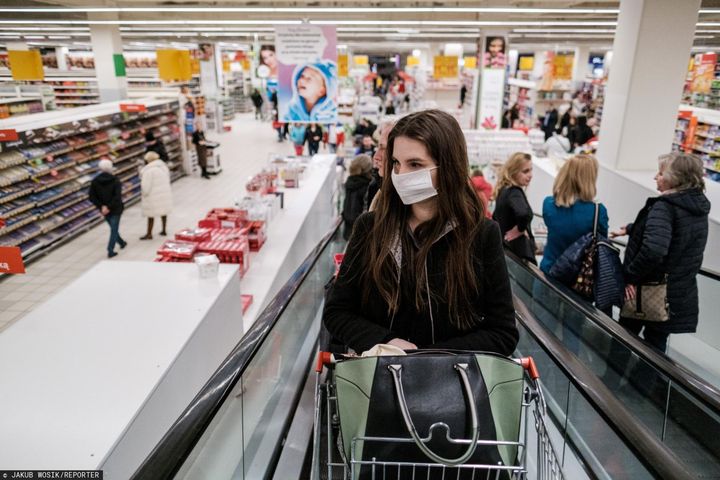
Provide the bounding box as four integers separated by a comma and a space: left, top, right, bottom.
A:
0, 113, 302, 333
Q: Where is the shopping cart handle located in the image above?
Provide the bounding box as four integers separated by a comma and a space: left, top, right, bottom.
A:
315, 351, 334, 372
519, 357, 540, 381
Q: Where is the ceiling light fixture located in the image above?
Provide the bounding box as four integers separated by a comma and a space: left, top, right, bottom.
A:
0, 7, 620, 14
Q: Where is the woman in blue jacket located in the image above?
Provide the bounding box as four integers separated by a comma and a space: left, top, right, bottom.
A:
540, 154, 609, 274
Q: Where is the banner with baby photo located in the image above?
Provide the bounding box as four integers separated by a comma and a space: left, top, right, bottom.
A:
276, 24, 338, 124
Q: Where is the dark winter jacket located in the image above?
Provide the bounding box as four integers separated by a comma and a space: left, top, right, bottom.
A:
342, 175, 371, 240
305, 126, 323, 147
323, 212, 519, 355
568, 125, 594, 148
622, 188, 710, 332
88, 172, 124, 215
250, 91, 264, 108
365, 169, 382, 210
493, 186, 537, 263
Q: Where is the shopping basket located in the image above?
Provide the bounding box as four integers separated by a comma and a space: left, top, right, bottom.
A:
311, 351, 564, 480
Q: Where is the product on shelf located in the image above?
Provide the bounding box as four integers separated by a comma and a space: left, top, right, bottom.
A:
674, 106, 720, 182
156, 240, 198, 260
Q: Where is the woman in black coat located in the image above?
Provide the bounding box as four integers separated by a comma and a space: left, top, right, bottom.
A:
611, 153, 710, 352
323, 110, 518, 354
568, 115, 595, 149
341, 155, 372, 240
305, 123, 323, 156
492, 152, 537, 264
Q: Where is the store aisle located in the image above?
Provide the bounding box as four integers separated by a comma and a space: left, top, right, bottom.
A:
0, 113, 297, 333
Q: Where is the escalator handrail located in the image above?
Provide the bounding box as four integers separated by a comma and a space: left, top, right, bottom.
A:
131, 218, 342, 480
514, 296, 695, 480
505, 249, 720, 413
532, 211, 720, 280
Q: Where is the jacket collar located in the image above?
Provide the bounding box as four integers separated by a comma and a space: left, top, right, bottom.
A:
389, 221, 455, 269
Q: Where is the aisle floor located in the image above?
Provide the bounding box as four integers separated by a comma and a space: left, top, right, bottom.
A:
0, 114, 300, 333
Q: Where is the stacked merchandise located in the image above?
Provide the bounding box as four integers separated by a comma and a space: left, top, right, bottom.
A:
0, 99, 185, 259
0, 98, 45, 118
673, 108, 720, 182
463, 129, 532, 167
225, 71, 252, 114
503, 78, 536, 128
49, 80, 100, 108
220, 97, 234, 122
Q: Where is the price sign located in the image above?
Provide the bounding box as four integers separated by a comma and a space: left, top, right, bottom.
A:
120, 103, 147, 113
0, 129, 19, 142
0, 246, 26, 274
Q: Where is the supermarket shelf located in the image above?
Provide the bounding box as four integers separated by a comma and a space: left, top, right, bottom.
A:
0, 200, 36, 219
51, 86, 99, 90
54, 93, 100, 98
0, 97, 42, 106
0, 213, 38, 237
55, 100, 100, 105
37, 194, 86, 220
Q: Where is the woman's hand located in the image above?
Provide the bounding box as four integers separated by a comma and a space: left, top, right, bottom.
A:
610, 226, 627, 238
504, 226, 526, 242
625, 284, 637, 301
387, 338, 418, 350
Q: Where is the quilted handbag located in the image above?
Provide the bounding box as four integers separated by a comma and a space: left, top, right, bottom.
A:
620, 279, 669, 322
548, 203, 600, 298
333, 351, 524, 480
594, 240, 625, 310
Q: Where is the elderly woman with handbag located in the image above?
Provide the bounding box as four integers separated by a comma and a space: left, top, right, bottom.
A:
611, 153, 710, 353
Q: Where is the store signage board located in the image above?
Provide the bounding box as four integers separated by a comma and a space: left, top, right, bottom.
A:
8, 50, 44, 81
0, 129, 19, 142
478, 35, 508, 131
0, 246, 25, 274
275, 24, 338, 124
120, 104, 147, 113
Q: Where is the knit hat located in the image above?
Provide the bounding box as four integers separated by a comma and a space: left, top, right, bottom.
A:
144, 151, 160, 162
98, 159, 114, 173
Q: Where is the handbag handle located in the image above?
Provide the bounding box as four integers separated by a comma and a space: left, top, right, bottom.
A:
592, 202, 599, 238
388, 363, 480, 466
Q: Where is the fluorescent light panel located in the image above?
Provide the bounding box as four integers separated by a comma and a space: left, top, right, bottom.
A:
0, 20, 619, 26
0, 7, 620, 14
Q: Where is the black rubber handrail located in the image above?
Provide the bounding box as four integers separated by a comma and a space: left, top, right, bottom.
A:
532, 211, 720, 280
514, 296, 695, 480
505, 249, 720, 413
131, 218, 342, 480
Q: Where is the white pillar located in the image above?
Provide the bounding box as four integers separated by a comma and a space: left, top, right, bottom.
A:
89, 20, 127, 102
571, 46, 591, 85
596, 0, 700, 171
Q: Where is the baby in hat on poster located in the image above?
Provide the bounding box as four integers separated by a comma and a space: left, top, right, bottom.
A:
284, 60, 338, 123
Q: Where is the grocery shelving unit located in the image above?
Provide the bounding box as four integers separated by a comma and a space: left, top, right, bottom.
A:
673, 104, 720, 182
224, 70, 252, 114
0, 98, 186, 260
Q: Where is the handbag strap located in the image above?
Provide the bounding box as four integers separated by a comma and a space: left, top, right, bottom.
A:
592, 202, 599, 239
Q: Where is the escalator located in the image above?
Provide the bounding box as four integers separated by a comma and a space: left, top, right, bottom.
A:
129, 222, 718, 479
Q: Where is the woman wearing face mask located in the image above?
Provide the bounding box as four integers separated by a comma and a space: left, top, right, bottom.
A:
323, 110, 518, 354
493, 152, 537, 264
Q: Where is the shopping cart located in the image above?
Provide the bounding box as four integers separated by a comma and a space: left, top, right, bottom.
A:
311, 352, 565, 480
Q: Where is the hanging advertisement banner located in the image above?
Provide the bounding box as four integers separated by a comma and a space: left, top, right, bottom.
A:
8, 50, 44, 81
433, 56, 458, 78
276, 25, 338, 124
156, 49, 192, 82
692, 52, 717, 94
540, 51, 556, 91
477, 35, 507, 131
338, 54, 349, 77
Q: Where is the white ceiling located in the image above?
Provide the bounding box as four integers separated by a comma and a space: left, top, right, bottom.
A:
1, 1, 719, 54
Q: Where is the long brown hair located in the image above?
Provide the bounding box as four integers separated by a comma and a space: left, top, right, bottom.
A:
362, 109, 485, 330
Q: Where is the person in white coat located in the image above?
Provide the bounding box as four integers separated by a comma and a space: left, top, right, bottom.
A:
139, 151, 173, 240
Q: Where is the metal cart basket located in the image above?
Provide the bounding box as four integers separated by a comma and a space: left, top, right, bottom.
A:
311, 353, 565, 480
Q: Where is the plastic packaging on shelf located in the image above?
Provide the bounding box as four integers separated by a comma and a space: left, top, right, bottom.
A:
156, 240, 197, 260
175, 227, 212, 243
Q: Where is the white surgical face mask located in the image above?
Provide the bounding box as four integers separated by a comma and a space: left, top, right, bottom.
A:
391, 167, 438, 205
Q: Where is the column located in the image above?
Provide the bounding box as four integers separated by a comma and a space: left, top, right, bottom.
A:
89, 15, 127, 103
56, 47, 68, 70
571, 45, 591, 85
596, 0, 701, 170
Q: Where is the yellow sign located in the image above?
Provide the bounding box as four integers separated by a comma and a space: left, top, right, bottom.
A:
241, 59, 251, 71
190, 58, 200, 75
8, 50, 44, 81
463, 56, 477, 69
553, 54, 574, 80
222, 60, 232, 73
157, 49, 192, 81
407, 56, 420, 67
518, 56, 535, 71
353, 55, 369, 66
433, 55, 458, 78
338, 54, 349, 77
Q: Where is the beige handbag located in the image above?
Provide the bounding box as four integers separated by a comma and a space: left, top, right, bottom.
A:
620, 278, 669, 322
